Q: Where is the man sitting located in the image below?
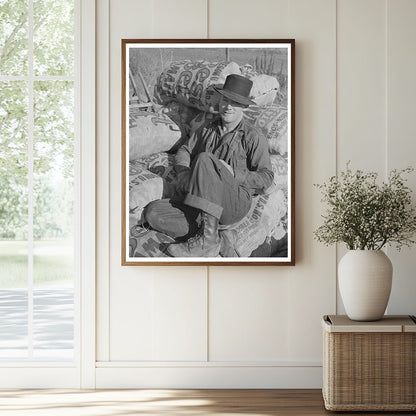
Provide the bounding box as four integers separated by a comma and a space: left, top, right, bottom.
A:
144, 74, 273, 257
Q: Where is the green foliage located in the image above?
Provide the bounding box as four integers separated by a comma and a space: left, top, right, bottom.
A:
0, 81, 28, 179
33, 175, 73, 239
33, 0, 74, 75
314, 164, 416, 250
0, 176, 27, 238
0, 174, 73, 240
0, 0, 73, 75
0, 1, 74, 240
0, 0, 28, 75
34, 81, 74, 178
0, 240, 73, 288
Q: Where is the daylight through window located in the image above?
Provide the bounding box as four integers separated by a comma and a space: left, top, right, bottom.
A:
0, 0, 77, 361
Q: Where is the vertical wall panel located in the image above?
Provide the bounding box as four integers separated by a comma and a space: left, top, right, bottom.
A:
110, 268, 207, 361
95, 0, 416, 387
209, 0, 293, 362
286, 0, 337, 361
337, 0, 387, 172
209, 268, 290, 361
337, 0, 386, 172
336, 0, 387, 313
209, 0, 290, 37
386, 0, 416, 314
106, 0, 208, 361
110, 272, 155, 359
151, 271, 207, 361
208, 0, 336, 364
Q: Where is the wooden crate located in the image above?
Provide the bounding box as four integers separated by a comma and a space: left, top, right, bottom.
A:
322, 315, 416, 411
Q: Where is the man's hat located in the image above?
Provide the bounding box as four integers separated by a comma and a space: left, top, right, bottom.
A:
214, 74, 255, 107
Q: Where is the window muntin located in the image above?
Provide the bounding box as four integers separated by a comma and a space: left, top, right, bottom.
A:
0, 0, 76, 362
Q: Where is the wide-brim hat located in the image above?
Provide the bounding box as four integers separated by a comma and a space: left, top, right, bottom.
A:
213, 74, 256, 107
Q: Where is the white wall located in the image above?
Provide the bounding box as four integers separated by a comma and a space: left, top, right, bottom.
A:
95, 0, 416, 388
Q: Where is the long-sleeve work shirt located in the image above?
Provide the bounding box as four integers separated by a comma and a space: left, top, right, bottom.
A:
175, 117, 274, 195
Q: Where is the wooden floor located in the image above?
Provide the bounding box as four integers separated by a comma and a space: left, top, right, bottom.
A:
0, 389, 413, 415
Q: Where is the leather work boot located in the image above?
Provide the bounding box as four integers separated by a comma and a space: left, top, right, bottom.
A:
167, 213, 221, 257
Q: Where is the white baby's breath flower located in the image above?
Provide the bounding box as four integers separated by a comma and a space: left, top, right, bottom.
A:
314, 164, 416, 250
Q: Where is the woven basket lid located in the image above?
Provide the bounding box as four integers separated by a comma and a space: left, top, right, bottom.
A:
322, 315, 416, 333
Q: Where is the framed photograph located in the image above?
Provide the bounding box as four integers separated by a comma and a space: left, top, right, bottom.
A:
122, 39, 295, 265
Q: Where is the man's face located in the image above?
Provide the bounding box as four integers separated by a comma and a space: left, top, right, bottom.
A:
218, 95, 246, 125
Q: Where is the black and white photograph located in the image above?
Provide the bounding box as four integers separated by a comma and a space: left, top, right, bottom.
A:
122, 40, 295, 265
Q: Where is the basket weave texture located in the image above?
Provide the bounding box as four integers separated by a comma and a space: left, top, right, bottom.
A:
322, 315, 416, 411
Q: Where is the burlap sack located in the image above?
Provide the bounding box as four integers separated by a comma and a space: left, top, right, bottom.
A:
186, 105, 288, 156
219, 189, 287, 257
154, 60, 241, 113
129, 106, 181, 160
131, 152, 178, 199
249, 74, 279, 107
133, 152, 173, 174
129, 226, 174, 258
129, 195, 287, 258
270, 153, 289, 192
159, 101, 201, 138
243, 104, 288, 155
129, 165, 164, 227
129, 152, 289, 258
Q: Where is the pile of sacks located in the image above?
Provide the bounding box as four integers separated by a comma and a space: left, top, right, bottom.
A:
129, 59, 289, 258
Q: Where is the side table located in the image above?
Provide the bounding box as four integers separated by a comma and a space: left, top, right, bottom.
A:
322, 314, 416, 411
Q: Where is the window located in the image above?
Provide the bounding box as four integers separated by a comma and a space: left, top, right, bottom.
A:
0, 0, 78, 361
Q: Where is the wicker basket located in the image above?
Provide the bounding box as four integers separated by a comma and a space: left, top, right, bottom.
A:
322, 315, 416, 411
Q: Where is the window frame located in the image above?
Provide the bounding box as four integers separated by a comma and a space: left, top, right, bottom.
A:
0, 0, 95, 388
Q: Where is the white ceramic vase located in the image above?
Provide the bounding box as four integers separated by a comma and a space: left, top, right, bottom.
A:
338, 250, 393, 321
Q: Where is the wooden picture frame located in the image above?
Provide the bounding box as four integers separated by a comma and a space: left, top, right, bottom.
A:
122, 39, 295, 265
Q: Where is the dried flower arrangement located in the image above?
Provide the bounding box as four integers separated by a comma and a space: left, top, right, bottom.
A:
314, 164, 416, 250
